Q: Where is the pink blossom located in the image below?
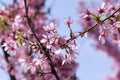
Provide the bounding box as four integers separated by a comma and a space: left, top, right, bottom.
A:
64, 17, 73, 27
99, 32, 106, 44
19, 58, 31, 72
98, 2, 107, 14
79, 9, 91, 21
2, 41, 17, 55
43, 22, 56, 33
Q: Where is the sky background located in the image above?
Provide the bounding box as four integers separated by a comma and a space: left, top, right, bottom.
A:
0, 0, 115, 80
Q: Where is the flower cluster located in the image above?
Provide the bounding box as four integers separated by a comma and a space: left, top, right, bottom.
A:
78, 0, 120, 80
79, 1, 120, 45
0, 0, 78, 80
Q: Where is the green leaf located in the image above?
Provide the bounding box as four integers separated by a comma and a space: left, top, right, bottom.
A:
17, 38, 23, 46
3, 25, 8, 31
16, 31, 24, 38
93, 14, 101, 21
0, 16, 4, 23
0, 25, 8, 32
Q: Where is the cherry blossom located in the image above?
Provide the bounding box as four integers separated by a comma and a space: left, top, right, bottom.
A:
0, 0, 120, 80
98, 2, 107, 14
64, 17, 73, 27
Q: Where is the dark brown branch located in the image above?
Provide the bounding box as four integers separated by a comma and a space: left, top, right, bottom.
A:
13, 0, 17, 4
23, 0, 60, 80
37, 71, 52, 76
69, 73, 77, 80
1, 41, 16, 80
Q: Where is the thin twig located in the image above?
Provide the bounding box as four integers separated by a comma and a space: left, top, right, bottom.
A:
79, 7, 120, 36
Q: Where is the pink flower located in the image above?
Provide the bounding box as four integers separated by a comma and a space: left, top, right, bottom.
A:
40, 34, 48, 43
62, 50, 78, 65
64, 17, 73, 27
82, 15, 91, 21
19, 58, 31, 72
98, 26, 109, 44
99, 31, 106, 44
98, 2, 107, 14
27, 62, 37, 74
40, 34, 52, 49
79, 9, 91, 21
43, 23, 56, 33
13, 15, 23, 27
2, 41, 16, 55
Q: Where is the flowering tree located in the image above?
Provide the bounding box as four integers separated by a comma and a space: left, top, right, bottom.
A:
0, 0, 120, 80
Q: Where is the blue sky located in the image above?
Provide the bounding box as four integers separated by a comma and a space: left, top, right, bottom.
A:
0, 0, 114, 80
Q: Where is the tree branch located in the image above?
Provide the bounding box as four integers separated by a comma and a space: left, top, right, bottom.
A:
79, 7, 120, 36
23, 0, 60, 80
1, 41, 16, 80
